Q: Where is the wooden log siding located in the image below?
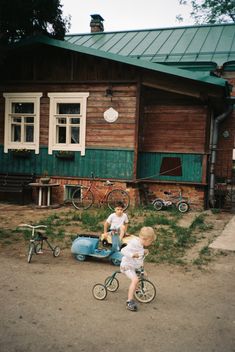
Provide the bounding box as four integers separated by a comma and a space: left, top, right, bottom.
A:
1, 83, 137, 149
86, 86, 137, 149
141, 105, 208, 153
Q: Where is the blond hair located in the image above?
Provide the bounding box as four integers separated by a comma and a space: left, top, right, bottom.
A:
139, 227, 156, 241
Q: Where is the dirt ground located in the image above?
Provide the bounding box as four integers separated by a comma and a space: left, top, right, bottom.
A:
0, 204, 235, 352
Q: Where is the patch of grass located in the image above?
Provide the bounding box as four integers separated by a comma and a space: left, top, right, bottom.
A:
189, 214, 213, 232
0, 229, 11, 240
192, 245, 212, 266
0, 207, 218, 268
79, 209, 109, 232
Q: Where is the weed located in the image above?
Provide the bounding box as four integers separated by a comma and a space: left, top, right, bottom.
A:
0, 229, 11, 240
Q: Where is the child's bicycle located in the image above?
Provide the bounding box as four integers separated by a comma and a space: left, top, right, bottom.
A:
92, 266, 156, 303
19, 224, 61, 263
152, 188, 190, 213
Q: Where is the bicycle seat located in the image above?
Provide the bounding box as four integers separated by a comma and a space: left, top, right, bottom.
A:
164, 191, 171, 195
37, 231, 48, 240
105, 180, 114, 186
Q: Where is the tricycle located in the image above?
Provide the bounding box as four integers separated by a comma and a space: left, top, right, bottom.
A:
71, 231, 123, 266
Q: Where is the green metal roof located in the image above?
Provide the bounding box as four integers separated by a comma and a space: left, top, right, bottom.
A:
13, 35, 230, 90
65, 23, 235, 68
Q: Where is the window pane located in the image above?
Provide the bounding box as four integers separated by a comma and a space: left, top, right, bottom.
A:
71, 127, 80, 144
57, 118, 66, 124
11, 125, 21, 142
71, 118, 80, 124
57, 126, 66, 143
25, 126, 34, 142
12, 103, 34, 114
25, 116, 34, 123
58, 103, 80, 114
12, 117, 21, 123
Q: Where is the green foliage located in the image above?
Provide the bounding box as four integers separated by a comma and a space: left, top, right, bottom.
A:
190, 214, 213, 231
178, 0, 235, 24
0, 208, 216, 267
192, 245, 212, 266
80, 209, 109, 232
0, 0, 71, 45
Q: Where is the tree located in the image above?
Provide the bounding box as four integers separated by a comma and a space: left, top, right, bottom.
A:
178, 0, 235, 24
0, 0, 71, 45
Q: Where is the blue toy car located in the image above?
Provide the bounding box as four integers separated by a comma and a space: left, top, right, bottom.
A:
71, 232, 123, 266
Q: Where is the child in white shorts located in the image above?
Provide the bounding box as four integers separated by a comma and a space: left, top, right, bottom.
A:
120, 226, 156, 311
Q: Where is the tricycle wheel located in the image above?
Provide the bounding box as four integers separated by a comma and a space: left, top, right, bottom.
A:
134, 279, 156, 303
27, 243, 34, 263
92, 284, 107, 300
35, 242, 43, 254
178, 202, 189, 213
75, 254, 86, 261
111, 258, 121, 266
104, 277, 119, 292
153, 200, 163, 211
53, 246, 61, 257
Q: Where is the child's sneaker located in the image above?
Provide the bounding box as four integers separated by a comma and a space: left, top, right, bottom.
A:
126, 300, 138, 311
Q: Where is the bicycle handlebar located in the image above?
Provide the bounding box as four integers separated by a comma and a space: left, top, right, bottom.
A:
19, 224, 47, 229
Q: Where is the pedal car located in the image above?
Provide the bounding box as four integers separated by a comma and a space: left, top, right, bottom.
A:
100, 232, 137, 246
71, 232, 123, 266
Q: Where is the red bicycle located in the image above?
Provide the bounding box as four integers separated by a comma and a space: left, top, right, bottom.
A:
71, 175, 130, 211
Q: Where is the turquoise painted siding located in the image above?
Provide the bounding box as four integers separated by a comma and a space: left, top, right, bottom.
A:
0, 147, 203, 183
0, 146, 134, 180
138, 152, 202, 183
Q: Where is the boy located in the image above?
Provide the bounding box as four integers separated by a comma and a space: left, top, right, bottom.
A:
102, 201, 129, 242
120, 226, 156, 312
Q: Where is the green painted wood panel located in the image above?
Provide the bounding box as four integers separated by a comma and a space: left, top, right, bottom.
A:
0, 146, 134, 180
137, 152, 202, 182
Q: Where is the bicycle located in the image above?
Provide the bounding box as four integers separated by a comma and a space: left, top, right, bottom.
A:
71, 174, 130, 211
152, 188, 190, 213
19, 224, 61, 263
92, 266, 156, 303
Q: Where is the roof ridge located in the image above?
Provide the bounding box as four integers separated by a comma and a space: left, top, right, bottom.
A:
65, 22, 235, 37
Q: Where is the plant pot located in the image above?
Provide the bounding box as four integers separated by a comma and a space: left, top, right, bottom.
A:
12, 151, 31, 158
40, 177, 51, 184
55, 152, 75, 160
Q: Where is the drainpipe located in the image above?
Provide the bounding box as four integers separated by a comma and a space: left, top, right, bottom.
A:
209, 104, 233, 207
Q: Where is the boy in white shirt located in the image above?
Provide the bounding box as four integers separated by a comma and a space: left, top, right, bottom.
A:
103, 202, 129, 242
120, 226, 156, 311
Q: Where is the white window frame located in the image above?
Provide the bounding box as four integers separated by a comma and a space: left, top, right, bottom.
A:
3, 92, 42, 154
48, 92, 89, 156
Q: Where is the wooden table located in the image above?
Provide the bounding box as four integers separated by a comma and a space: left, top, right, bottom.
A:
29, 182, 60, 208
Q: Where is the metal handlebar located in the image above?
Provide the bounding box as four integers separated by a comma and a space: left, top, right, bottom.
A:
19, 224, 47, 229
19, 224, 47, 238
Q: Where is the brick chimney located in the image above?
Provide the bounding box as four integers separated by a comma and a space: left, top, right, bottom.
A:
90, 14, 104, 32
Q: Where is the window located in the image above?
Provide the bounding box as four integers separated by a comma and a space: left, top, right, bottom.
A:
160, 157, 182, 176
3, 93, 42, 153
48, 93, 89, 155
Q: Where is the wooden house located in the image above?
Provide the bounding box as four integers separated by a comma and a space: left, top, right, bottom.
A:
0, 16, 234, 209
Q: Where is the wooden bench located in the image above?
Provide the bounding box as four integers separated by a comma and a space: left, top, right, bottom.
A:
0, 173, 35, 204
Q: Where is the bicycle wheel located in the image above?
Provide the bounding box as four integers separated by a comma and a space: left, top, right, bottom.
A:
178, 202, 189, 213
104, 276, 119, 292
92, 284, 107, 300
107, 189, 130, 211
134, 279, 156, 303
27, 243, 35, 263
153, 199, 163, 211
72, 187, 94, 210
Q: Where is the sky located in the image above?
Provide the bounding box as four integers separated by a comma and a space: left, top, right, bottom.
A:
61, 0, 194, 34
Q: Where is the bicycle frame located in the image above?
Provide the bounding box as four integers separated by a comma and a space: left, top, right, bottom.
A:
85, 180, 114, 205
